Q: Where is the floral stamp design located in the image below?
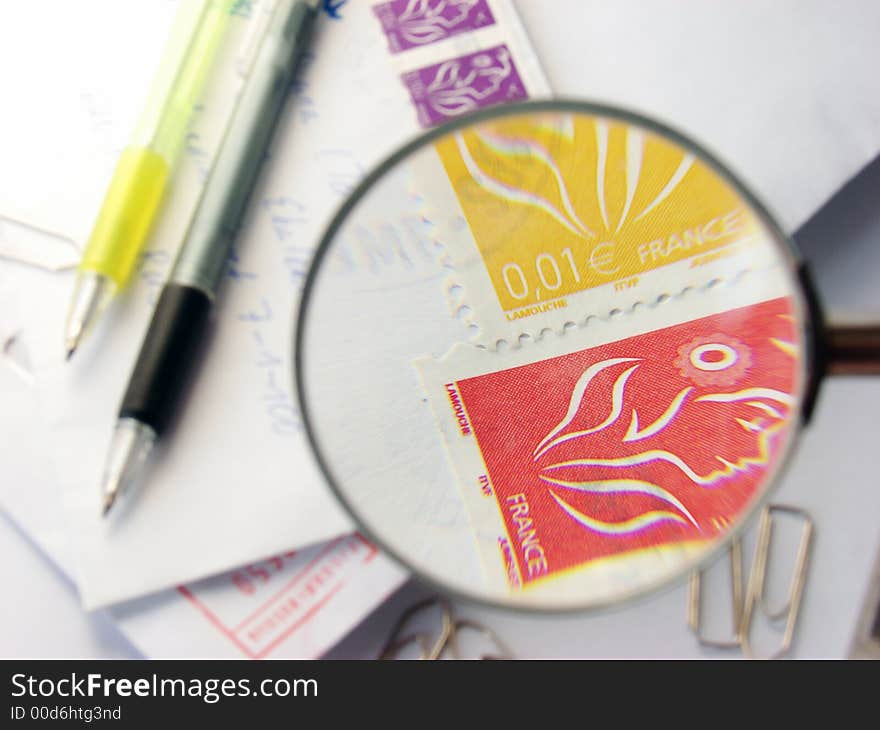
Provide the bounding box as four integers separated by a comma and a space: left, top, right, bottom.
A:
374, 0, 495, 53
401, 44, 525, 127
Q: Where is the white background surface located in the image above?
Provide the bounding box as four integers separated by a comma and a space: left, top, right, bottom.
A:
2, 0, 879, 658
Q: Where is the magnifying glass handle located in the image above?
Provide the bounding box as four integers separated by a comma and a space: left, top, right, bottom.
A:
825, 325, 880, 375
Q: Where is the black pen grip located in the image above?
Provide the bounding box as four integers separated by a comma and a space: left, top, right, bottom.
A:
120, 284, 212, 436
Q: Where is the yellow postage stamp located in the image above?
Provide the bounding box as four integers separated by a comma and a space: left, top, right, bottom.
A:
419, 112, 780, 346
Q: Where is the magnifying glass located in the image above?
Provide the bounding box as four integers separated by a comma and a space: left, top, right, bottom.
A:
296, 100, 880, 612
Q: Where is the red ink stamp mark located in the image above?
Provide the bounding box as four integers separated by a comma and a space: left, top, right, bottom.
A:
178, 534, 377, 658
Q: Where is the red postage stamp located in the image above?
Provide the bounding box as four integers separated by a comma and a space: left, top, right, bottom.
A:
417, 282, 805, 603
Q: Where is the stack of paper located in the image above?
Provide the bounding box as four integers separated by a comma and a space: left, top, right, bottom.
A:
0, 0, 549, 657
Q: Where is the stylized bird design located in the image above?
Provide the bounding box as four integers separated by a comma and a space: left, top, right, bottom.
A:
393, 0, 482, 46
424, 48, 514, 117
532, 312, 798, 539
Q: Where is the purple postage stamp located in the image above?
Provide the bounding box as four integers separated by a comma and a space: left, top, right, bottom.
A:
401, 44, 526, 128
373, 0, 496, 53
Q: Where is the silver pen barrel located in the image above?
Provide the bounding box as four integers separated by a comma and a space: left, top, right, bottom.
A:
171, 0, 318, 296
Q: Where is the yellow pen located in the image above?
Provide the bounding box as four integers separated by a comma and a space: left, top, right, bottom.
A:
64, 0, 232, 359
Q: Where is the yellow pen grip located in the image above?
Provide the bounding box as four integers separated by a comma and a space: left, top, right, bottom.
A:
79, 147, 169, 286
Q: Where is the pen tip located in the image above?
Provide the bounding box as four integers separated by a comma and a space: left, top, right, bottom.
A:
102, 492, 116, 518
65, 271, 113, 362
98, 419, 157, 520
64, 327, 81, 361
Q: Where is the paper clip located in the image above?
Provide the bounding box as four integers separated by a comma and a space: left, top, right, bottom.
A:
1, 332, 34, 386
444, 619, 513, 660
848, 541, 880, 658
380, 633, 438, 660
379, 597, 514, 660
378, 597, 453, 660
686, 537, 744, 649
0, 214, 80, 273
738, 504, 815, 659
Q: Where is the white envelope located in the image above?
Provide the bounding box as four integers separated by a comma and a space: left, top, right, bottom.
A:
0, 0, 180, 242
0, 340, 406, 659
0, 0, 548, 608
8, 1, 874, 242
516, 0, 880, 233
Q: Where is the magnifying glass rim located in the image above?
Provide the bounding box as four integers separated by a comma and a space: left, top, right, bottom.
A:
295, 97, 818, 614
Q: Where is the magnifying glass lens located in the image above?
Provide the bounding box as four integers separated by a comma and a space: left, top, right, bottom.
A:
298, 104, 809, 611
